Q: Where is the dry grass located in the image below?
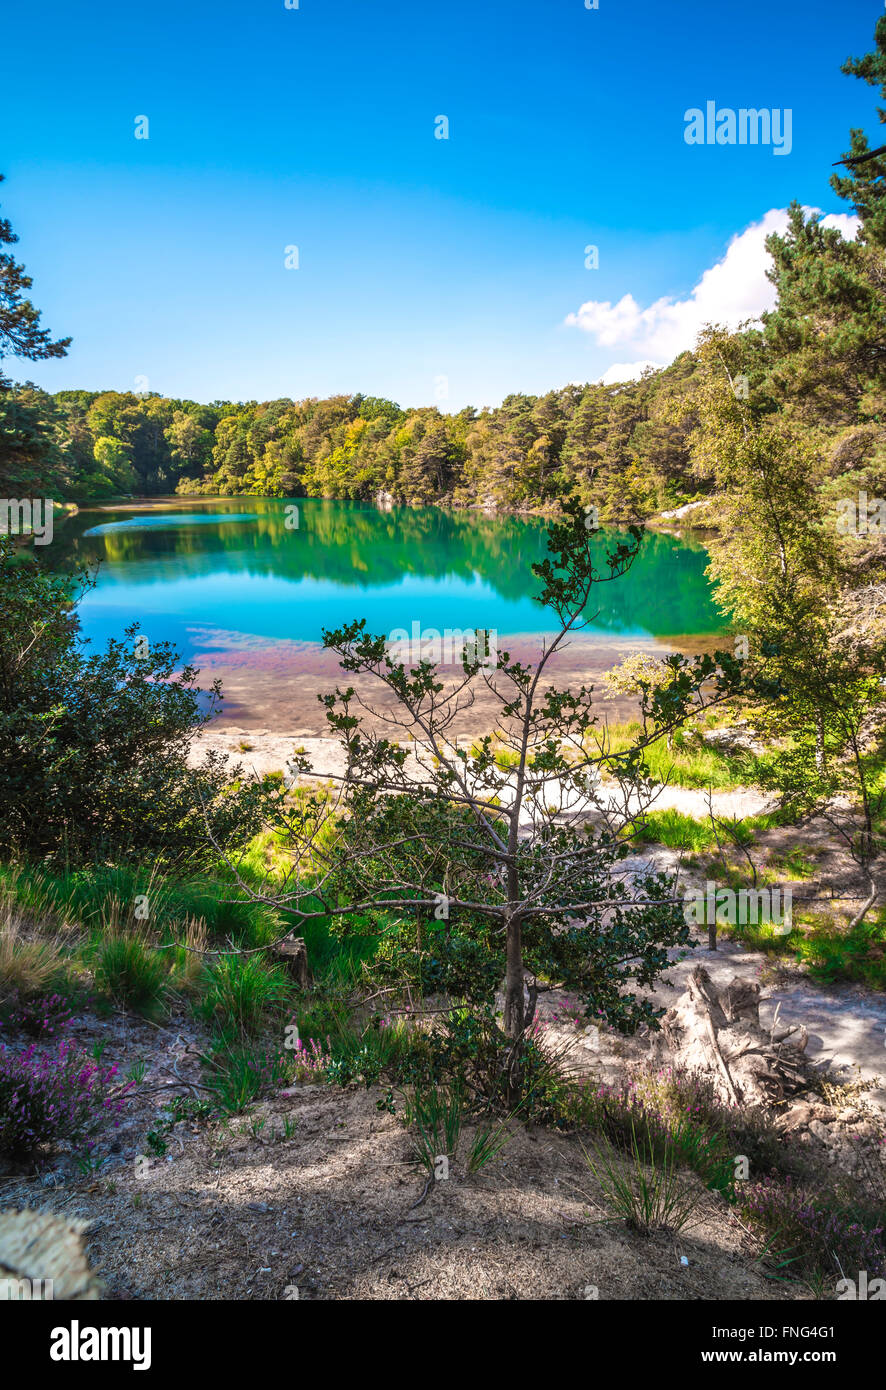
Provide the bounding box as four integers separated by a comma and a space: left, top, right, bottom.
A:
0, 910, 67, 1003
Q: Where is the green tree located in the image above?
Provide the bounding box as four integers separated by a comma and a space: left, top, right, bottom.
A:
695, 327, 886, 927
0, 540, 267, 864
831, 15, 886, 249
0, 174, 69, 365
238, 501, 745, 1104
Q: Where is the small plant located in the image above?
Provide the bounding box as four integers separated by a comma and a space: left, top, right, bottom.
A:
126, 1059, 147, 1084
75, 1152, 108, 1177
144, 1128, 168, 1157
195, 954, 291, 1037
740, 1176, 886, 1287
0, 1039, 131, 1159
466, 1119, 513, 1174
1, 989, 73, 1039
200, 1040, 291, 1114
94, 932, 169, 1016
582, 1122, 700, 1235
403, 1083, 464, 1175
290, 1035, 335, 1081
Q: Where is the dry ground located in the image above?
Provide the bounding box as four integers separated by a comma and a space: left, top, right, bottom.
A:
0, 1040, 804, 1303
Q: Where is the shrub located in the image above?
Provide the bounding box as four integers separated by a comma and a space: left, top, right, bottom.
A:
562, 1063, 786, 1198
93, 932, 170, 1016
0, 988, 73, 1039
582, 1122, 700, 1235
740, 1175, 886, 1287
194, 954, 291, 1037
0, 538, 270, 866
0, 1039, 131, 1158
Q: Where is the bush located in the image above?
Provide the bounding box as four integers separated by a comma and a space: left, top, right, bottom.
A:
0, 539, 270, 866
0, 1039, 131, 1158
562, 1063, 786, 1198
0, 988, 73, 1039
93, 932, 170, 1016
740, 1176, 886, 1287
194, 954, 291, 1037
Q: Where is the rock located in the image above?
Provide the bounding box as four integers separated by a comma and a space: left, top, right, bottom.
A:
807, 1120, 832, 1144
659, 499, 711, 521
778, 1101, 816, 1132
701, 725, 765, 756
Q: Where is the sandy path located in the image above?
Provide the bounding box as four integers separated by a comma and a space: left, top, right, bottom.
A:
546, 846, 886, 1110
191, 728, 772, 823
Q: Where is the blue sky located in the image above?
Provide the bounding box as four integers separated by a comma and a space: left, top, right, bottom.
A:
0, 0, 878, 409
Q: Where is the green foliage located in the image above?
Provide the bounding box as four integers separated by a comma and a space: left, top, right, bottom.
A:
830, 15, 886, 250
402, 1082, 465, 1174
0, 540, 269, 865
564, 1063, 792, 1199
194, 954, 292, 1038
199, 1039, 293, 1114
0, 171, 69, 372
92, 931, 170, 1017
600, 720, 759, 790
581, 1122, 700, 1236
735, 910, 886, 990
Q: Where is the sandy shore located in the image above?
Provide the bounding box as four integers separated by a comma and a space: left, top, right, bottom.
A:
188, 629, 727, 737
190, 726, 771, 825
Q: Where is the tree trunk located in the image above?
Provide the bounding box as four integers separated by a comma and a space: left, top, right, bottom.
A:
503, 916, 525, 1040
815, 710, 826, 776
848, 877, 878, 932
503, 916, 527, 1108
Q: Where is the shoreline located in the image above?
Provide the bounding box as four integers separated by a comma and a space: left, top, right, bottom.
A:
60, 492, 719, 535
185, 629, 728, 736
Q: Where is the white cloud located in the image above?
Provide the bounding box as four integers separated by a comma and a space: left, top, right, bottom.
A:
819, 211, 860, 239
566, 208, 861, 368
598, 360, 664, 385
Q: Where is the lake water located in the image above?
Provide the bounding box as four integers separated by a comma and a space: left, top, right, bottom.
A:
55, 497, 725, 668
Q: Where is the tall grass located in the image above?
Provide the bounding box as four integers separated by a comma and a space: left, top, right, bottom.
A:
582, 1122, 700, 1235
0, 861, 284, 948
92, 930, 170, 1017
735, 911, 886, 990
593, 722, 761, 791
0, 915, 68, 1005
628, 808, 777, 852
194, 954, 293, 1037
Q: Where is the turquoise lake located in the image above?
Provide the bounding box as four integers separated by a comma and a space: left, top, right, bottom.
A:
52, 497, 726, 666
